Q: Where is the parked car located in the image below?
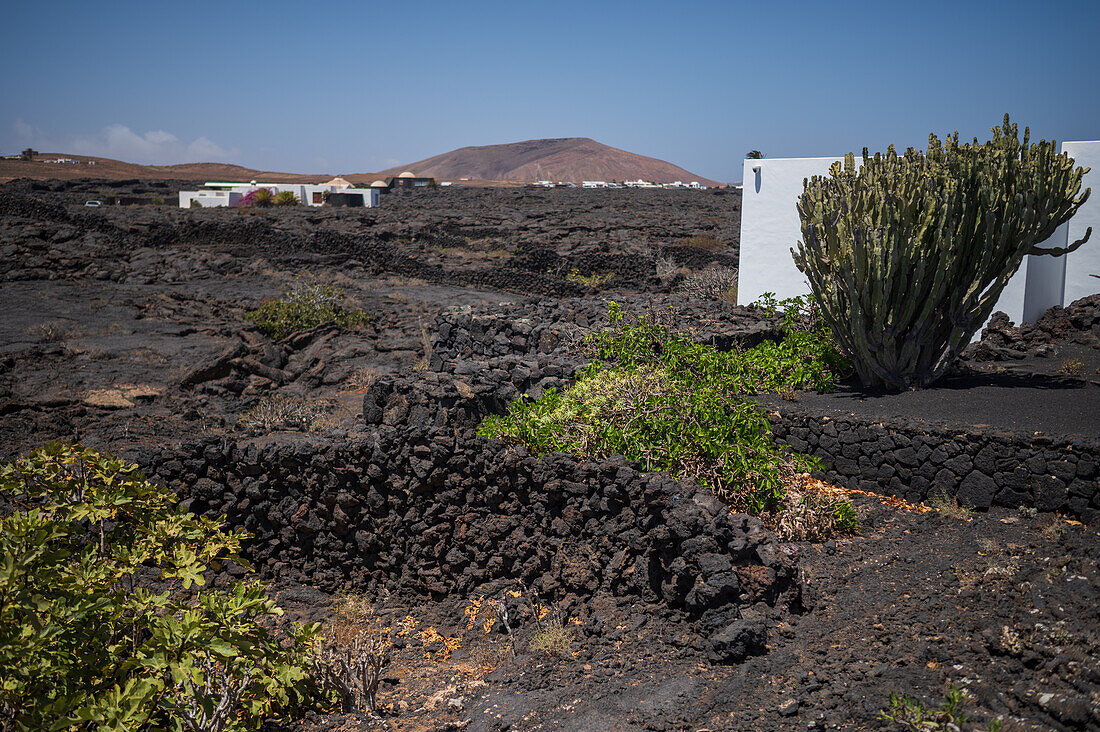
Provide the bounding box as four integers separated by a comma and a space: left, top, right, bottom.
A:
84, 200, 102, 207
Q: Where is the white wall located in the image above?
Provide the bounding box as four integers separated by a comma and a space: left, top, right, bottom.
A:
1047, 141, 1099, 310
737, 157, 841, 305
224, 184, 380, 207
179, 191, 240, 208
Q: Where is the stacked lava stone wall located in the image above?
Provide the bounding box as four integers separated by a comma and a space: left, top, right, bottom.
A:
140, 427, 802, 630
767, 408, 1099, 522
430, 295, 783, 364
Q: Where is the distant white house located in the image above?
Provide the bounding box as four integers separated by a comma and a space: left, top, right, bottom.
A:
582, 180, 608, 188
179, 190, 244, 208
179, 180, 380, 208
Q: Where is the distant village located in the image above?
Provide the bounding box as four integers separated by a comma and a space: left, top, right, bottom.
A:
177, 172, 434, 208
178, 173, 710, 207
539, 179, 708, 189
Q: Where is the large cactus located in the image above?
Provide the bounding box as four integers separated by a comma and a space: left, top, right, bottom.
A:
792, 115, 1092, 390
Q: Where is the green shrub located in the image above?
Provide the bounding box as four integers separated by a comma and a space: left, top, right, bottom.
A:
479, 303, 856, 530
1059, 357, 1085, 376
273, 190, 299, 206
250, 188, 274, 208
190, 199, 203, 208
529, 618, 574, 659
564, 268, 615, 288
245, 283, 369, 341
0, 443, 320, 730
879, 683, 1002, 731
151, 196, 165, 206
794, 115, 1091, 390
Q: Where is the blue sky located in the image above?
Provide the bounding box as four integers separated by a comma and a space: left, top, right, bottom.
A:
3, 0, 1097, 181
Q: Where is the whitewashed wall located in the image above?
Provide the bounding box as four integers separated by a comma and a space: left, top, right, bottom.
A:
738, 144, 1098, 325
1025, 140, 1100, 320
737, 156, 840, 305
178, 191, 241, 208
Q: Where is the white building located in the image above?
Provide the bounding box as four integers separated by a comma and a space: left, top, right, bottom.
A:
582, 180, 608, 188
179, 190, 244, 208
179, 180, 380, 208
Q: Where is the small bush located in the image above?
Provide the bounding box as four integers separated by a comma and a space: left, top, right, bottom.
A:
879, 683, 1002, 731
677, 266, 738, 301
343, 367, 379, 392
314, 597, 390, 714
151, 195, 165, 205
273, 190, 300, 206
929, 488, 972, 520
245, 283, 369, 340
0, 443, 320, 730
25, 320, 71, 342
237, 395, 347, 434
654, 255, 679, 281
1059, 357, 1085, 375
190, 199, 204, 208
530, 618, 574, 659
565, 268, 615, 288
239, 188, 274, 208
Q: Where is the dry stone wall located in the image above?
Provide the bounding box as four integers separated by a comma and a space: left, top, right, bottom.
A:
139, 427, 804, 641
767, 408, 1099, 522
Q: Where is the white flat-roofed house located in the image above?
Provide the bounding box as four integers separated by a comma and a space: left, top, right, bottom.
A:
582, 180, 608, 188
179, 190, 243, 208
179, 181, 380, 208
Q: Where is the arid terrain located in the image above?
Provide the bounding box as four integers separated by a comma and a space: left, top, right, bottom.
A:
2, 180, 1098, 731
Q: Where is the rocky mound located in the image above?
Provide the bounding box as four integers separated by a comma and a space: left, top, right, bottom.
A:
965, 294, 1100, 362
381, 137, 720, 185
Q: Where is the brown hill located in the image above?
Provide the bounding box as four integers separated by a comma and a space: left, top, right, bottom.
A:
380, 138, 720, 186
0, 153, 386, 184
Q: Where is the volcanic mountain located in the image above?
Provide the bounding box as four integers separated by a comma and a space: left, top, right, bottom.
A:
380, 138, 720, 186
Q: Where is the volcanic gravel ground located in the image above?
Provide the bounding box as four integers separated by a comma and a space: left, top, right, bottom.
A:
755, 368, 1100, 438
271, 495, 1098, 732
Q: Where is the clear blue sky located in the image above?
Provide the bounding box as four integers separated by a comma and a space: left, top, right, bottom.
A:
3, 0, 1097, 181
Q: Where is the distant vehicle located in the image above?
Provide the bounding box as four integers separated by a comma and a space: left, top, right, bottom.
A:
84, 200, 102, 207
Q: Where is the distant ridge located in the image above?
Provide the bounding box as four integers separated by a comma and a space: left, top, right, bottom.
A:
381, 138, 720, 186
0, 153, 386, 184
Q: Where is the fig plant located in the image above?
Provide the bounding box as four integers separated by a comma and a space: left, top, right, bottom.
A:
0, 443, 320, 730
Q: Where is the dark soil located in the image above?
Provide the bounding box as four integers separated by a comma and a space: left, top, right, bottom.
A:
2, 180, 1098, 731
756, 368, 1099, 438
261, 495, 1099, 732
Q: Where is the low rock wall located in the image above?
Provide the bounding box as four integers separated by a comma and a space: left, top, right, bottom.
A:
767, 407, 1099, 522
430, 295, 782, 363
140, 427, 802, 634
